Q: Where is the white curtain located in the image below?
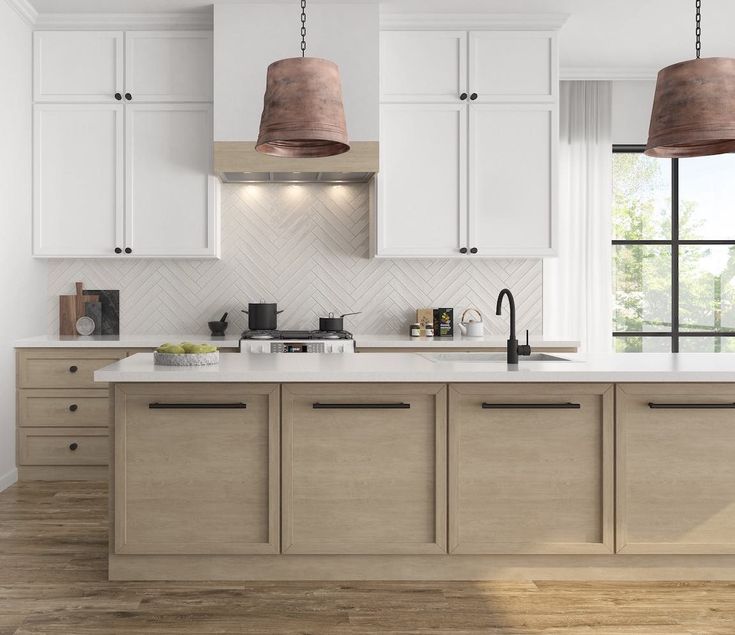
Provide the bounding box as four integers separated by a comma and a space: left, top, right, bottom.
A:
544, 81, 613, 353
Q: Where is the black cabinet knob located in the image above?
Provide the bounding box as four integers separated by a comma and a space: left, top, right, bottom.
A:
114, 93, 122, 101
69, 404, 78, 412
459, 247, 468, 254
470, 247, 478, 254
114, 247, 122, 254
459, 92, 468, 100
124, 247, 132, 254
470, 93, 478, 100
124, 92, 132, 101
69, 442, 78, 451
69, 365, 78, 373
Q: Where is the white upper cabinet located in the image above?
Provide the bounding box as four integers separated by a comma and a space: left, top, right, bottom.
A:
376, 27, 559, 259
468, 31, 556, 102
380, 31, 466, 103
33, 105, 123, 256
377, 104, 466, 257
124, 31, 213, 102
34, 31, 123, 102
125, 104, 216, 257
33, 30, 217, 259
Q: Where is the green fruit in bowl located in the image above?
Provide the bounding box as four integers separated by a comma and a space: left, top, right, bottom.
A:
163, 345, 186, 354
201, 345, 218, 353
181, 342, 197, 353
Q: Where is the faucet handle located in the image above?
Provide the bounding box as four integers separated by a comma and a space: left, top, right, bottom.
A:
518, 329, 532, 356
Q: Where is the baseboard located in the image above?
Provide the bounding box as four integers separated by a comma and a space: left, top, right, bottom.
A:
0, 467, 18, 493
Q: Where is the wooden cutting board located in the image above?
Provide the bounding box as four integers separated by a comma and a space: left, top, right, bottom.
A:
59, 282, 99, 335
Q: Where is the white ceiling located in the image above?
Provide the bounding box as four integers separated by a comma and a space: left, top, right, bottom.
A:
27, 0, 735, 73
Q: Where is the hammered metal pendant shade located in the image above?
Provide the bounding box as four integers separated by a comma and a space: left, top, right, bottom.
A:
256, 57, 350, 158
646, 57, 735, 158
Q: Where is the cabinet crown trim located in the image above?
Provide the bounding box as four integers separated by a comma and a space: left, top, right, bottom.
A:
33, 12, 213, 30
380, 13, 568, 31
6, 0, 38, 25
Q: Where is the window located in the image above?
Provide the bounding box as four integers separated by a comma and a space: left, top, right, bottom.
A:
612, 146, 735, 352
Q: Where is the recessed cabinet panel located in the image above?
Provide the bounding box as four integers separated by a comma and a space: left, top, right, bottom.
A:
377, 104, 466, 257
33, 105, 123, 257
469, 31, 555, 101
380, 31, 466, 102
124, 31, 213, 102
282, 384, 447, 554
469, 104, 555, 255
125, 104, 216, 257
449, 384, 614, 554
617, 384, 735, 554
114, 384, 279, 555
34, 31, 123, 102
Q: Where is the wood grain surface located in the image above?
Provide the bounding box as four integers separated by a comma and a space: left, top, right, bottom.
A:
2, 480, 735, 634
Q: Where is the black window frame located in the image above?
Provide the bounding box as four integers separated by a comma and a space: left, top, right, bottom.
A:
612, 144, 735, 353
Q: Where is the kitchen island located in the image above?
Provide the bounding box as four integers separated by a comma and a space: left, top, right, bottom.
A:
97, 352, 735, 581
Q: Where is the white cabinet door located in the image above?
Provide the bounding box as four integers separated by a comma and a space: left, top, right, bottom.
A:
469, 31, 556, 102
380, 31, 466, 103
377, 104, 467, 257
34, 31, 123, 103
124, 31, 213, 102
125, 104, 217, 258
33, 105, 124, 257
468, 104, 556, 256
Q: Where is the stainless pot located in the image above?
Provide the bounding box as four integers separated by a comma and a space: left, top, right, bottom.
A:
242, 303, 284, 331
319, 312, 361, 332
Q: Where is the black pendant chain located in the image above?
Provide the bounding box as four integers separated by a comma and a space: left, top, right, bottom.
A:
695, 0, 701, 58
300, 0, 307, 57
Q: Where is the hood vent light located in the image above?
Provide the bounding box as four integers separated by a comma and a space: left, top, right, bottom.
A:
221, 172, 372, 184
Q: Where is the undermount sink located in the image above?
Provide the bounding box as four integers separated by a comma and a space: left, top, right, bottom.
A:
422, 352, 570, 363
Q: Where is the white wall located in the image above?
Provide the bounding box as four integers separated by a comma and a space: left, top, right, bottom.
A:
214, 2, 379, 141
611, 80, 656, 145
0, 0, 47, 491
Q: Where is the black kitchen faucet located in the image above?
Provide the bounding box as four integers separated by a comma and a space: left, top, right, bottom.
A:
495, 288, 532, 364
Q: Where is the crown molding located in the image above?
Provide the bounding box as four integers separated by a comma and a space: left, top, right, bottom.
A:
4, 0, 38, 25
380, 13, 569, 31
33, 11, 213, 30
561, 66, 659, 81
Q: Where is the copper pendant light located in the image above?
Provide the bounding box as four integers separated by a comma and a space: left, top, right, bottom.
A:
646, 0, 735, 158
256, 0, 349, 158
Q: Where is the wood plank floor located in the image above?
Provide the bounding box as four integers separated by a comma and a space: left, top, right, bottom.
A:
1, 481, 735, 634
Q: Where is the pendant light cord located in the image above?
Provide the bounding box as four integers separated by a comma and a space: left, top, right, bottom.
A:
695, 0, 701, 58
300, 0, 307, 57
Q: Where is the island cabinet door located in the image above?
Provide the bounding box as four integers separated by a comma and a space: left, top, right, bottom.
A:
113, 384, 279, 555
617, 383, 735, 554
448, 383, 614, 554
281, 384, 447, 554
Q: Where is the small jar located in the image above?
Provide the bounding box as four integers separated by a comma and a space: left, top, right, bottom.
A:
410, 322, 421, 337
424, 323, 434, 337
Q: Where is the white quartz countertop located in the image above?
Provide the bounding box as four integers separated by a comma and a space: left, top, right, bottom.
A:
94, 352, 735, 384
15, 334, 241, 348
354, 334, 578, 349
16, 333, 578, 350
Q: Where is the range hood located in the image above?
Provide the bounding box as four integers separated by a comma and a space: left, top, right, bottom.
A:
213, 3, 378, 184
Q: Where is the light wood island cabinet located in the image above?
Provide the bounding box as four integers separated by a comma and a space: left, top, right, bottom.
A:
449, 383, 614, 554
617, 383, 735, 554
281, 384, 447, 554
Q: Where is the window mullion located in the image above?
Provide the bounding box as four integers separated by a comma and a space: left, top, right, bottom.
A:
671, 158, 680, 353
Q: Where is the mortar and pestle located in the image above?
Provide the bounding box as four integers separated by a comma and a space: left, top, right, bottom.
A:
208, 312, 229, 336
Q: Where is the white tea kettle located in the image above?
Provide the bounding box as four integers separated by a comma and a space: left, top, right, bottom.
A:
458, 308, 484, 337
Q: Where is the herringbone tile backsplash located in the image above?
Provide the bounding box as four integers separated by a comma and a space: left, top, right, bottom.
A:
47, 183, 543, 336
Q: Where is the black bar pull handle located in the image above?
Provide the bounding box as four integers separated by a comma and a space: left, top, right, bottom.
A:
313, 402, 410, 410
149, 402, 247, 409
648, 402, 735, 409
482, 402, 581, 410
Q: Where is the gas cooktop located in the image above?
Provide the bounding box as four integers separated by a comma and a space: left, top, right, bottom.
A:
241, 329, 353, 341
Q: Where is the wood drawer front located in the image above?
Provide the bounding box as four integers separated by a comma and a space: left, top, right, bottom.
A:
114, 384, 280, 555
19, 389, 109, 427
617, 384, 735, 554
19, 427, 108, 466
17, 349, 125, 388
449, 383, 614, 554
282, 383, 447, 555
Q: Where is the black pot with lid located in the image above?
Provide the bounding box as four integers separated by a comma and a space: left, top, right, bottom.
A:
242, 302, 284, 331
319, 312, 361, 332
